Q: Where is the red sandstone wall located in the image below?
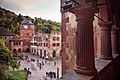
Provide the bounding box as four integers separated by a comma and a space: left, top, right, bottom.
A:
20, 25, 35, 40
61, 12, 77, 75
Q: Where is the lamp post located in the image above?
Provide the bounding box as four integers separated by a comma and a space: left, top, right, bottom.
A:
62, 0, 80, 11
62, 0, 73, 10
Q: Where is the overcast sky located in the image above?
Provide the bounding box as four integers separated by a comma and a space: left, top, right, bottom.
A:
0, 0, 61, 22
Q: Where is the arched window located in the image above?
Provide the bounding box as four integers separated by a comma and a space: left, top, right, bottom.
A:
13, 49, 17, 53
18, 48, 22, 53
44, 50, 46, 57
52, 50, 56, 57
12, 49, 17, 57
26, 48, 30, 52
40, 49, 42, 58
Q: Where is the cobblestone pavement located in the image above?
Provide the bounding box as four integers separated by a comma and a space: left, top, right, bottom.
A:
18, 53, 62, 80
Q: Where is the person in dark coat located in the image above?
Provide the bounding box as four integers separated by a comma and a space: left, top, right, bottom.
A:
39, 63, 42, 70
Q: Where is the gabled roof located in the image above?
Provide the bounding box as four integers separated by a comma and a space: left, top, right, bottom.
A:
0, 27, 15, 36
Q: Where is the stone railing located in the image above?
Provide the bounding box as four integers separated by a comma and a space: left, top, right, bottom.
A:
57, 54, 120, 80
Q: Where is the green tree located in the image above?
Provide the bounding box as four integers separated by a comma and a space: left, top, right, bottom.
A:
0, 48, 12, 65
10, 58, 19, 71
0, 39, 5, 48
17, 13, 23, 24
0, 48, 20, 80
34, 17, 38, 26
55, 27, 61, 32
0, 48, 12, 80
42, 27, 50, 33
0, 39, 19, 79
0, 7, 19, 35
34, 17, 39, 32
45, 24, 52, 32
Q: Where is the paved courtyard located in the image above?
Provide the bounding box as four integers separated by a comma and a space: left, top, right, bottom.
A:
18, 53, 62, 80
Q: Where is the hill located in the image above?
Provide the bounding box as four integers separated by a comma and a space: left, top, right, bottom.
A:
0, 7, 61, 35
34, 17, 61, 33
0, 7, 19, 34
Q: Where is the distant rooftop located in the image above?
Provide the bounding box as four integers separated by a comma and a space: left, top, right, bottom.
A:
21, 20, 33, 25
0, 27, 15, 36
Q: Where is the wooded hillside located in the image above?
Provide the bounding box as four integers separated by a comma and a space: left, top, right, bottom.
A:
0, 7, 61, 35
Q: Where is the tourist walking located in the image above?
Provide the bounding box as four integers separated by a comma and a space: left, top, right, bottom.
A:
39, 63, 42, 70
54, 61, 56, 66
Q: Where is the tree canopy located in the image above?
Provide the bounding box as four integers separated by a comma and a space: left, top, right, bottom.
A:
34, 17, 61, 33
0, 7, 19, 35
0, 39, 5, 48
0, 39, 19, 79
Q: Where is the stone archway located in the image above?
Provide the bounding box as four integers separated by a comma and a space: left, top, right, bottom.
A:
40, 49, 42, 58
13, 48, 17, 53
26, 48, 30, 52
52, 50, 56, 57
44, 50, 46, 58
12, 49, 17, 57
18, 48, 22, 53
37, 49, 39, 56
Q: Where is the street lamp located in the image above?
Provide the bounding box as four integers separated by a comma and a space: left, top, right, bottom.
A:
62, 0, 80, 11
63, 0, 73, 10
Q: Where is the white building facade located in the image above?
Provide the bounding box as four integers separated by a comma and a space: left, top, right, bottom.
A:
30, 31, 61, 59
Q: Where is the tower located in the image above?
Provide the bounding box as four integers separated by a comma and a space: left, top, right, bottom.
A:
20, 20, 35, 52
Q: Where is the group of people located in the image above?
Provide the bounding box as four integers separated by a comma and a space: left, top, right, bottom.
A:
37, 61, 42, 70
46, 71, 56, 79
20, 54, 58, 80
24, 68, 31, 78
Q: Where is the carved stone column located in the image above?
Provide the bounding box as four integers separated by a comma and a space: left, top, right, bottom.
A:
71, 6, 97, 76
99, 22, 113, 59
98, 0, 113, 60
111, 26, 119, 54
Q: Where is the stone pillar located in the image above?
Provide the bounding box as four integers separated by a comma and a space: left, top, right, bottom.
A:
99, 22, 113, 60
111, 27, 119, 54
98, 0, 113, 60
61, 12, 68, 75
71, 6, 97, 75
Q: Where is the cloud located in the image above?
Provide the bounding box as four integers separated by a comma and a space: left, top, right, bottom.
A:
0, 0, 20, 11
0, 0, 61, 22
0, 0, 49, 11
